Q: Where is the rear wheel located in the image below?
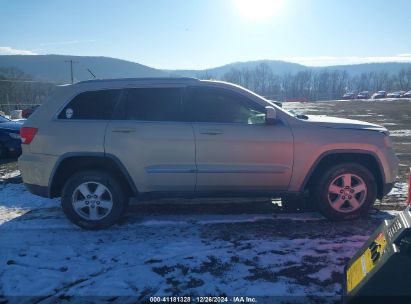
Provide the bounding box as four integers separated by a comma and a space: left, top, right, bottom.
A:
313, 163, 377, 220
61, 170, 127, 229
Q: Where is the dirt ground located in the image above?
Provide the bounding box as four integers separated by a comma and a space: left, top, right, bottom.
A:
0, 182, 400, 303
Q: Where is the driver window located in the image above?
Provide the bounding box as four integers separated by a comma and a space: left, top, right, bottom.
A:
185, 87, 265, 124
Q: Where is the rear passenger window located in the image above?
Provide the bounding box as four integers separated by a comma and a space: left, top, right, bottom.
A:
121, 88, 182, 121
58, 90, 120, 120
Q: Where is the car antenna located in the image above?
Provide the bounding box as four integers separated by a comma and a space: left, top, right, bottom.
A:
87, 68, 96, 79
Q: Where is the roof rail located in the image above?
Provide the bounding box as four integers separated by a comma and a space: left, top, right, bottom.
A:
76, 77, 199, 84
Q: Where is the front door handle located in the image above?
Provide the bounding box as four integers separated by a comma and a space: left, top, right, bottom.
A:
112, 128, 135, 133
199, 129, 223, 135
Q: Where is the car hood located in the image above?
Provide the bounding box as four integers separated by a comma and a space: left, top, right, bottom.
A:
304, 115, 387, 132
0, 121, 22, 132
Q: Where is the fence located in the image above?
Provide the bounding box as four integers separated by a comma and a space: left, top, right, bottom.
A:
0, 103, 40, 115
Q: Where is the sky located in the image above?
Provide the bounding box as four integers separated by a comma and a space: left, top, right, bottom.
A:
1, 0, 411, 70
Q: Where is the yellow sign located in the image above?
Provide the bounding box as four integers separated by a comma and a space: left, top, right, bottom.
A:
346, 232, 387, 293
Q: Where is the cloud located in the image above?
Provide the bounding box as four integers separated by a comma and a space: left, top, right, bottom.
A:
281, 54, 411, 66
0, 46, 37, 55
39, 40, 96, 46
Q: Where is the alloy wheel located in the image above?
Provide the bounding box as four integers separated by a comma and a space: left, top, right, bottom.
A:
71, 181, 113, 221
327, 173, 367, 213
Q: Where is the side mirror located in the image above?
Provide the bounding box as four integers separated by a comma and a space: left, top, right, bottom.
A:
265, 106, 277, 125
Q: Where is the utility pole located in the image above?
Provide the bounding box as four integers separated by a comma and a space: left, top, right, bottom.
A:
64, 60, 78, 84
6, 93, 10, 114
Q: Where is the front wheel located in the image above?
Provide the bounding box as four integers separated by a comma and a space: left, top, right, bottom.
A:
61, 171, 127, 229
313, 163, 377, 220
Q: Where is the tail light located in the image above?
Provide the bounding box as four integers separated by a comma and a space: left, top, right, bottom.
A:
20, 127, 38, 144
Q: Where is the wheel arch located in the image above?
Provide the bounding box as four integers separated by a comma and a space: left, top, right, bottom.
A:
301, 150, 385, 199
49, 152, 138, 198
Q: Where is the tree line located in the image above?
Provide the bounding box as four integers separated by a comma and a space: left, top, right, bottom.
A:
0, 67, 56, 112
1, 64, 411, 112
199, 63, 411, 101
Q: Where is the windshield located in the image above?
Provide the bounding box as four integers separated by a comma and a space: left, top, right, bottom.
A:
0, 115, 10, 123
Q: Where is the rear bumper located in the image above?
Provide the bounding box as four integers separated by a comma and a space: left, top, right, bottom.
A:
18, 151, 58, 195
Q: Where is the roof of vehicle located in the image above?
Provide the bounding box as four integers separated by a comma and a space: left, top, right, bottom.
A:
76, 77, 200, 85
67, 77, 259, 96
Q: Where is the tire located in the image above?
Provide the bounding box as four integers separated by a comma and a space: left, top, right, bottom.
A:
61, 170, 127, 229
312, 163, 377, 220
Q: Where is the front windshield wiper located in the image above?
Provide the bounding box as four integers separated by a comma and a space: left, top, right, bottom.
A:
296, 114, 309, 120
287, 110, 309, 120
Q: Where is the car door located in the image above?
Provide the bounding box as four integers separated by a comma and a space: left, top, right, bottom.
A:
105, 86, 196, 193
184, 86, 294, 192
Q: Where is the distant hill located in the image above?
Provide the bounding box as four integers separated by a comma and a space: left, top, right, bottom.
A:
1, 55, 411, 83
167, 61, 411, 79
0, 55, 167, 83
166, 60, 307, 78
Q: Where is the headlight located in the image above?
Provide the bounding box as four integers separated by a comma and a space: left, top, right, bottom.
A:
7, 132, 21, 140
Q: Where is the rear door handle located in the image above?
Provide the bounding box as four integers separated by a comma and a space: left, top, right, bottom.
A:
199, 129, 223, 135
112, 128, 135, 133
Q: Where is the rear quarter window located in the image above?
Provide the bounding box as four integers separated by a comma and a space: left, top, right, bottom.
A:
58, 89, 121, 120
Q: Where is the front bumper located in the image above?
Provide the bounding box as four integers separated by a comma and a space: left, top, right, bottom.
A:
374, 146, 399, 199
